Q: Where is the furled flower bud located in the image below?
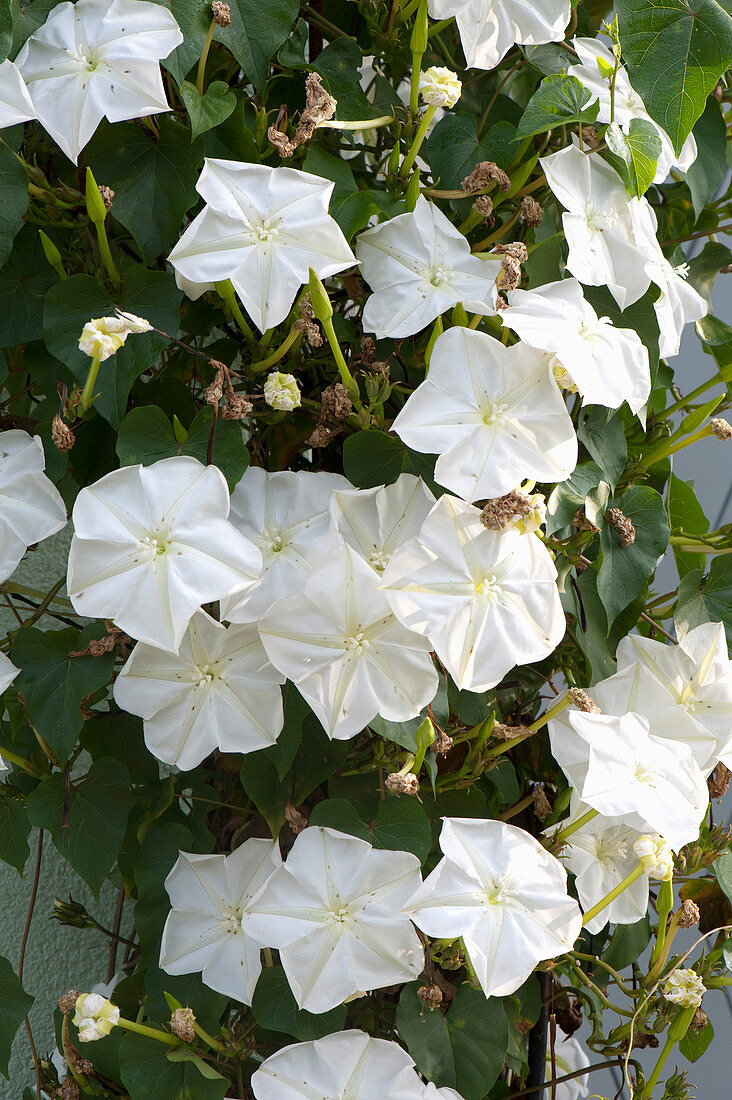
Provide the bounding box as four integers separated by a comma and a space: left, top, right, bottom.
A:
551, 355, 579, 393
115, 310, 152, 334
72, 993, 120, 1042
633, 834, 674, 880
663, 969, 705, 1009
78, 319, 126, 361
419, 66, 462, 108
264, 372, 301, 411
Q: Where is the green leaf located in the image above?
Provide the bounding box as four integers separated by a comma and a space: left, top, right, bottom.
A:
602, 916, 652, 971
397, 982, 456, 1086
12, 626, 115, 764
546, 460, 607, 536
424, 114, 515, 191
713, 849, 732, 902
675, 556, 732, 647
180, 80, 237, 140
302, 148, 400, 240
0, 956, 33, 1078
26, 758, 134, 895
252, 966, 347, 1039
119, 1032, 228, 1100
514, 74, 599, 139
577, 408, 627, 492
447, 984, 509, 1100
116, 405, 249, 490
668, 473, 709, 580
310, 797, 432, 861
87, 117, 204, 263
679, 1018, 714, 1061
683, 97, 728, 220
343, 431, 436, 489
0, 142, 29, 267
598, 485, 670, 627
0, 799, 31, 874
311, 39, 372, 122
616, 0, 732, 154
605, 119, 662, 198
0, 224, 55, 348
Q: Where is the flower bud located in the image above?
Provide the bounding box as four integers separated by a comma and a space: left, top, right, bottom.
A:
633, 834, 674, 880
419, 66, 462, 109
264, 372, 301, 412
115, 310, 152, 334
410, 1, 428, 55
72, 993, 120, 1042
663, 969, 705, 1009
78, 318, 127, 361
39, 229, 63, 271
85, 167, 108, 225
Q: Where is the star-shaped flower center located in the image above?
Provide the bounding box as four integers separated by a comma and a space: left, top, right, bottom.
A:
429, 263, 453, 288
344, 632, 369, 652
141, 534, 168, 556
254, 218, 278, 242
482, 401, 509, 426
475, 573, 500, 600
223, 904, 243, 934
368, 550, 389, 572
192, 663, 216, 686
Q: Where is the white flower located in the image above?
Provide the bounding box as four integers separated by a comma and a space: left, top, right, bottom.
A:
515, 492, 547, 535
554, 798, 650, 933
546, 1036, 591, 1100
251, 1031, 426, 1100
382, 494, 565, 692
16, 0, 182, 163
663, 969, 705, 1009
616, 623, 732, 773
503, 278, 651, 414
115, 310, 153, 334
568, 38, 697, 182
242, 826, 424, 1012
168, 160, 355, 332
264, 372, 301, 411
259, 544, 438, 739
160, 840, 281, 1005
406, 818, 582, 998
428, 0, 572, 71
633, 835, 674, 881
0, 59, 35, 129
548, 710, 708, 850
72, 993, 120, 1042
540, 144, 653, 309
356, 197, 502, 339
113, 611, 284, 771
0, 430, 67, 584
220, 468, 349, 624
78, 318, 127, 361
420, 66, 462, 108
393, 327, 577, 503
329, 473, 436, 573
0, 653, 19, 698
67, 457, 261, 653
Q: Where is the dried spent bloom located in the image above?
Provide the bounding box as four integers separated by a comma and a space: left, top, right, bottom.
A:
677, 899, 700, 929
520, 195, 543, 225
708, 762, 731, 800
533, 784, 553, 820
605, 507, 636, 547
418, 983, 443, 1009
633, 835, 674, 880
58, 990, 81, 1016
170, 1007, 196, 1042
52, 414, 75, 452
493, 242, 527, 294
462, 160, 511, 194
572, 507, 599, 533
264, 372, 301, 411
711, 417, 732, 441
72, 993, 120, 1042
269, 74, 337, 157
385, 771, 420, 795
663, 969, 705, 1009
98, 185, 114, 212
569, 687, 600, 713
211, 0, 231, 26
294, 292, 323, 346
473, 194, 494, 224
419, 66, 462, 108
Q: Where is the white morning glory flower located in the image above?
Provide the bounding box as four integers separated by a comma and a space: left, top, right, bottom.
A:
263, 372, 301, 411
220, 467, 349, 625
0, 59, 35, 128
0, 652, 20, 773
548, 710, 708, 850
168, 160, 355, 332
382, 494, 565, 692
503, 278, 651, 414
16, 0, 183, 163
419, 66, 462, 108
72, 993, 120, 1043
356, 197, 502, 339
540, 144, 653, 309
427, 1, 572, 72
406, 818, 582, 998
160, 840, 281, 1005
546, 1036, 591, 1100
663, 969, 705, 1009
630, 227, 708, 359
0, 430, 67, 584
392, 326, 577, 502
252, 1031, 427, 1100
616, 623, 732, 772
67, 457, 261, 653
113, 610, 285, 771
633, 835, 674, 881
329, 473, 436, 574
259, 544, 438, 740
553, 797, 649, 934
567, 38, 697, 182
242, 826, 424, 1012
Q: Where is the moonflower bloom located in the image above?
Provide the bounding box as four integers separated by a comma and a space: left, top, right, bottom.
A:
406, 818, 582, 998
67, 457, 260, 652
72, 994, 120, 1042
0, 653, 19, 698
638, 249, 706, 359
356, 197, 502, 339
251, 1031, 427, 1100
548, 710, 708, 850
264, 372, 301, 411
419, 66, 462, 108
0, 430, 67, 584
540, 144, 652, 309
546, 1037, 591, 1100
329, 474, 436, 573
220, 468, 349, 625
78, 318, 127, 361
243, 827, 424, 1012
16, 0, 183, 163
633, 835, 674, 881
259, 544, 438, 739
382, 494, 565, 692
392, 327, 577, 502
113, 611, 284, 771
616, 623, 732, 772
503, 279, 651, 414
168, 160, 355, 332
567, 38, 697, 182
663, 969, 705, 1009
160, 840, 281, 1004
0, 59, 35, 128
427, 1, 572, 72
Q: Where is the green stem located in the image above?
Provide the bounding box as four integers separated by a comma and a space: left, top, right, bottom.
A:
322, 316, 362, 410
248, 326, 301, 374
528, 694, 571, 732
117, 1018, 181, 1048
649, 878, 674, 970
399, 104, 436, 177
471, 207, 522, 251
409, 54, 425, 114
318, 115, 394, 131
581, 862, 645, 927
0, 747, 41, 777
192, 1020, 227, 1053
196, 18, 216, 96
78, 357, 102, 415
94, 221, 120, 288
555, 807, 599, 844
640, 1006, 695, 1098
215, 281, 256, 342
664, 374, 726, 415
